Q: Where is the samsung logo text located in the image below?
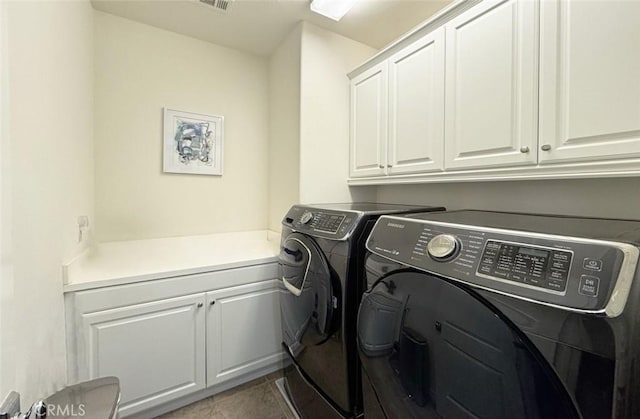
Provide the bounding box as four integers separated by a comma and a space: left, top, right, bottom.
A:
386, 222, 405, 229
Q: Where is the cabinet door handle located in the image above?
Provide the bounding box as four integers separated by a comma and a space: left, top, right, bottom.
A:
520, 146, 530, 153
378, 165, 384, 169
197, 303, 204, 308
541, 144, 552, 151
387, 164, 393, 168
210, 300, 216, 306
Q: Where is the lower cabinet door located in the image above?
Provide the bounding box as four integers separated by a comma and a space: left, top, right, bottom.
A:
81, 293, 206, 417
206, 280, 283, 386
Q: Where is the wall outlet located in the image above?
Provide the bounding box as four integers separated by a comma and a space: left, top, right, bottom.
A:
77, 215, 90, 243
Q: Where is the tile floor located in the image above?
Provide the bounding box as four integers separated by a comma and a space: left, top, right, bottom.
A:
157, 372, 295, 419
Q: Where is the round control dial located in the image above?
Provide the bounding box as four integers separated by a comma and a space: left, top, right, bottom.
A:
427, 234, 460, 260
300, 212, 314, 224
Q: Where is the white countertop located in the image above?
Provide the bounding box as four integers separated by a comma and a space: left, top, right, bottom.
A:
63, 230, 281, 292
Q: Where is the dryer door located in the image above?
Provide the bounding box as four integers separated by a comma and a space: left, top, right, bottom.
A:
357, 271, 579, 419
280, 233, 336, 351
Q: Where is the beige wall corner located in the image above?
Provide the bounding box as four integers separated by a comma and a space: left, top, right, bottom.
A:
299, 22, 377, 205
268, 23, 302, 233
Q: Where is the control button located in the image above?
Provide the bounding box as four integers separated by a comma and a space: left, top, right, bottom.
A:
300, 212, 314, 224
579, 275, 600, 297
427, 234, 459, 261
552, 252, 570, 262
549, 270, 567, 280
583, 258, 603, 272
527, 277, 541, 286
510, 273, 524, 282
486, 242, 500, 250
551, 260, 570, 271
545, 280, 565, 291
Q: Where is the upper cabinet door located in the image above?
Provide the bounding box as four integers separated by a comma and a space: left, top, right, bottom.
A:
538, 0, 640, 164
350, 62, 388, 178
444, 0, 538, 170
388, 27, 445, 175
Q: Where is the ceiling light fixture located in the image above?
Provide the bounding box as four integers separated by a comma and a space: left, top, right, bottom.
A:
310, 0, 358, 21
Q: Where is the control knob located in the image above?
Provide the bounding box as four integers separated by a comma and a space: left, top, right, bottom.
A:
300, 212, 314, 225
427, 234, 460, 261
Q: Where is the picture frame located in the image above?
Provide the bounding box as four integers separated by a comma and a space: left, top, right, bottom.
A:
163, 108, 224, 175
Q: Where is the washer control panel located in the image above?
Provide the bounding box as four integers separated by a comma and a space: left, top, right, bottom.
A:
477, 241, 573, 294
366, 216, 638, 315
283, 206, 358, 240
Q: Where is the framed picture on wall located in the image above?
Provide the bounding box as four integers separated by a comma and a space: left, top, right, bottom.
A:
163, 108, 224, 175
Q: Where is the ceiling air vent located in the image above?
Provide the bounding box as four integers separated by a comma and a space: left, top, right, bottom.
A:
199, 0, 232, 13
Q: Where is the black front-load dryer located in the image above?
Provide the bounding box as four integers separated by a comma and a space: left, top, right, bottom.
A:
278, 203, 445, 419
359, 210, 640, 419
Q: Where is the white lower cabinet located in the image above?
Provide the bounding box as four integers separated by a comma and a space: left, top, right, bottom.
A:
206, 281, 282, 386
81, 294, 206, 417
66, 264, 282, 417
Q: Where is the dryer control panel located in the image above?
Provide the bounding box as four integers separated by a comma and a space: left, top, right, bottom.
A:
366, 215, 639, 317
282, 206, 360, 240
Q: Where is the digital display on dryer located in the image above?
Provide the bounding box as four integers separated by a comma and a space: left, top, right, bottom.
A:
478, 240, 572, 294
518, 247, 549, 258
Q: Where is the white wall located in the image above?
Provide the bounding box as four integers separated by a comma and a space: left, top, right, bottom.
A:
299, 23, 377, 204
0, 0, 9, 399
268, 24, 302, 232
94, 11, 270, 242
2, 0, 94, 402
267, 22, 378, 232
376, 178, 640, 220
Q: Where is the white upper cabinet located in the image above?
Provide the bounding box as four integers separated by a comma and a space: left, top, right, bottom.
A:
348, 0, 640, 184
388, 27, 446, 174
538, 0, 640, 164
350, 62, 388, 178
444, 0, 538, 170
